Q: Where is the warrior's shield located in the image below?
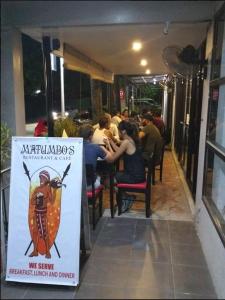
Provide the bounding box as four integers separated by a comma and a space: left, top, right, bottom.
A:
28, 166, 62, 256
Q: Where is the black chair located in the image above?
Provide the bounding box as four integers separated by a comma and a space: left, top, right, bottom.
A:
152, 140, 165, 185
115, 160, 152, 218
85, 164, 104, 230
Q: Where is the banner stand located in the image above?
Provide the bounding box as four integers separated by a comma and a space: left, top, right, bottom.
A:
6, 137, 87, 286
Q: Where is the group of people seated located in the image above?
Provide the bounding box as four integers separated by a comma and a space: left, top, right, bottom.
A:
79, 108, 165, 212
33, 108, 165, 213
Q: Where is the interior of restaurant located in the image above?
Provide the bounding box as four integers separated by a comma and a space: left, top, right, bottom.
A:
1, 1, 225, 299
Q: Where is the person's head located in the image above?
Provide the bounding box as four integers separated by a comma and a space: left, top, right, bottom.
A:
112, 110, 121, 117
118, 120, 139, 145
141, 108, 148, 115
130, 111, 138, 118
104, 113, 112, 123
122, 109, 129, 118
142, 113, 153, 126
78, 124, 94, 141
99, 116, 110, 129
39, 170, 50, 185
154, 110, 162, 118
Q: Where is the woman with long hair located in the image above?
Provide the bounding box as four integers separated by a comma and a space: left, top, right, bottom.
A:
105, 120, 145, 212
106, 120, 145, 183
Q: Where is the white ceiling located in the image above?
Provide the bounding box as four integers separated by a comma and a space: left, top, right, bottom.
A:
2, 1, 224, 75
22, 22, 209, 75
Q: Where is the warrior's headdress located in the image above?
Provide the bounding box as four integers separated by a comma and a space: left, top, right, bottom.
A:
39, 170, 50, 181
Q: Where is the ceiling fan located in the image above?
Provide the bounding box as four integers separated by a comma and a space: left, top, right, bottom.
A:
162, 45, 198, 77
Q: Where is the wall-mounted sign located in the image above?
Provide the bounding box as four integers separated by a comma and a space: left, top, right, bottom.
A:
6, 137, 83, 286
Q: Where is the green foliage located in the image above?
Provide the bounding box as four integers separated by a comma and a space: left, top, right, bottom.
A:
140, 84, 163, 104
54, 117, 79, 137
1, 123, 11, 169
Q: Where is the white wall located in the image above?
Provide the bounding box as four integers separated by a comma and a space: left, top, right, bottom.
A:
195, 20, 225, 299
195, 202, 225, 299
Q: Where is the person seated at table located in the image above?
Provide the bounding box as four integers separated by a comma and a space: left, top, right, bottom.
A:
34, 119, 48, 137
93, 114, 120, 144
111, 110, 122, 127
105, 120, 145, 183
153, 110, 165, 137
129, 111, 141, 130
139, 113, 163, 165
104, 121, 146, 211
92, 116, 110, 145
104, 113, 120, 144
121, 109, 129, 121
78, 124, 112, 190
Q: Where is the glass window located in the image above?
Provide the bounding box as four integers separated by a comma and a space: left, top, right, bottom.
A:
80, 73, 91, 113
207, 84, 225, 148
102, 82, 108, 108
204, 148, 225, 222
64, 69, 81, 112
211, 9, 225, 80
203, 5, 225, 244
22, 33, 46, 124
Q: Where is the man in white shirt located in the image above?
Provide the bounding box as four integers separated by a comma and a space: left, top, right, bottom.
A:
111, 110, 122, 127
92, 116, 110, 145
93, 113, 120, 144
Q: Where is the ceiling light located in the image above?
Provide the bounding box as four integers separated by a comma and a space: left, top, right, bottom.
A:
132, 41, 142, 51
140, 59, 147, 66
153, 78, 157, 85
145, 69, 151, 74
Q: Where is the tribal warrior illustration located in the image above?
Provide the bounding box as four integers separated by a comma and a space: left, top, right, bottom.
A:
29, 170, 62, 259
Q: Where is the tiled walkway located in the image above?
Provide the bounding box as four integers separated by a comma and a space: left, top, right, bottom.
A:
1, 150, 217, 299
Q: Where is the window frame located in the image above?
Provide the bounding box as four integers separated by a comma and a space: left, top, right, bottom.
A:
202, 3, 225, 247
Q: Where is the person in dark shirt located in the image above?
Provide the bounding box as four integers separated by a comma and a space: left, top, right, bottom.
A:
78, 124, 112, 190
139, 114, 163, 165
153, 110, 165, 137
105, 121, 145, 184
104, 120, 145, 212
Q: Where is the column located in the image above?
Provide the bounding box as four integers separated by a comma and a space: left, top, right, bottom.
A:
91, 79, 102, 122
171, 77, 177, 149
162, 85, 168, 127
1, 27, 26, 136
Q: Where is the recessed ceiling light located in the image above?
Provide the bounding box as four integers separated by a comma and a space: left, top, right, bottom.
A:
145, 69, 151, 74
132, 41, 142, 51
140, 59, 147, 66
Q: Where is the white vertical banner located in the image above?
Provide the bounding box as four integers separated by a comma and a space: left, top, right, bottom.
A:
6, 137, 83, 286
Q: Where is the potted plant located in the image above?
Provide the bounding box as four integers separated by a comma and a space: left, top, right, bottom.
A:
54, 117, 79, 137
1, 123, 11, 170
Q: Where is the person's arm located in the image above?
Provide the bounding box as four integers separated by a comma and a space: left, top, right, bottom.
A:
112, 124, 120, 143
139, 131, 146, 139
100, 145, 114, 162
108, 138, 120, 152
92, 123, 98, 130
105, 139, 128, 162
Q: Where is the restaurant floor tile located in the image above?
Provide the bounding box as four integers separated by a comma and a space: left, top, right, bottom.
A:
1, 150, 217, 299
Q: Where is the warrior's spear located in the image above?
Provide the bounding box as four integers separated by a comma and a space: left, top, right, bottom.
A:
61, 163, 71, 183
23, 162, 31, 181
